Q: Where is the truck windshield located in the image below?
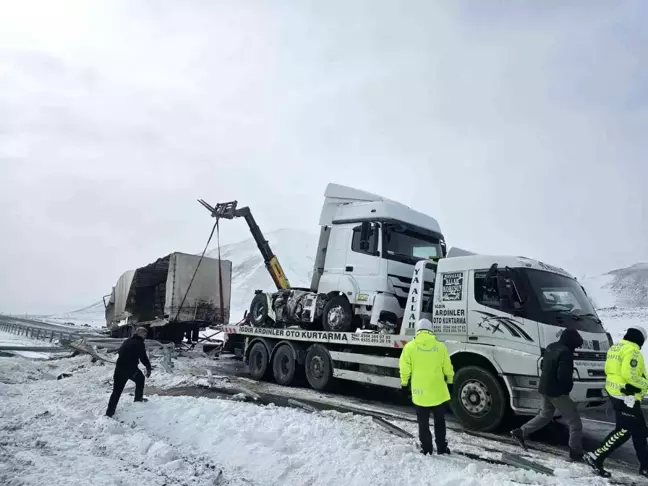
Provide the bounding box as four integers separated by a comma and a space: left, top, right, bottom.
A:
382, 223, 443, 265
522, 268, 604, 333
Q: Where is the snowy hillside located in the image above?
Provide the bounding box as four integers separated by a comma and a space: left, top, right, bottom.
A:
206, 228, 317, 322
582, 263, 648, 357
582, 263, 648, 309
41, 300, 106, 329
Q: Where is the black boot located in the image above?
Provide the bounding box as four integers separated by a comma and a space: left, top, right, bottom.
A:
134, 397, 148, 403
568, 449, 583, 462
583, 452, 611, 478
437, 441, 450, 455
510, 428, 527, 451
420, 443, 433, 455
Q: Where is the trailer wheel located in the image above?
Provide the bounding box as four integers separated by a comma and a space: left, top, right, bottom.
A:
322, 295, 353, 332
450, 366, 507, 432
250, 293, 269, 327
272, 344, 297, 386
248, 341, 270, 380
305, 344, 332, 390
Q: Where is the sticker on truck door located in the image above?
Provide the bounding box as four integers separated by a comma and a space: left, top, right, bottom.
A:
433, 272, 467, 334
474, 310, 534, 342
442, 272, 463, 301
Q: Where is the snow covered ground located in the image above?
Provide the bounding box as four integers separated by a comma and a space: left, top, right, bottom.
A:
0, 330, 639, 486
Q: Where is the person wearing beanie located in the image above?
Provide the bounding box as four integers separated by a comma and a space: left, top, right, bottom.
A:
584, 325, 648, 479
399, 318, 454, 455
511, 327, 584, 461
105, 326, 152, 417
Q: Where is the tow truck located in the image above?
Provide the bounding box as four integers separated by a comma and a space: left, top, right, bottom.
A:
202, 184, 610, 431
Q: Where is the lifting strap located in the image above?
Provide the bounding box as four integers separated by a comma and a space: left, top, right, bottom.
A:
216, 219, 226, 325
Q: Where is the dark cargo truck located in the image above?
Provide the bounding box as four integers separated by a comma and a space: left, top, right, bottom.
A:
104, 252, 232, 343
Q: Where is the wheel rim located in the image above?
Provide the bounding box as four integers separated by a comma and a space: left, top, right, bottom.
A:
253, 304, 264, 322
460, 379, 492, 416
326, 305, 346, 330
309, 355, 325, 380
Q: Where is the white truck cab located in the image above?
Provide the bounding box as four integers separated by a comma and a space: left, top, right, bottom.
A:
306, 183, 446, 332
405, 255, 609, 430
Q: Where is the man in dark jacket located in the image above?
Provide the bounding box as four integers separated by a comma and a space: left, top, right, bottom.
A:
511, 328, 584, 461
105, 327, 152, 417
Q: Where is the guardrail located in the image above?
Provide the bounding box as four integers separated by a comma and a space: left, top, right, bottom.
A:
0, 321, 82, 343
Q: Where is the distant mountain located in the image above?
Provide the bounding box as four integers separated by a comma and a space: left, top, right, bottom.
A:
582, 263, 648, 309
40, 300, 106, 328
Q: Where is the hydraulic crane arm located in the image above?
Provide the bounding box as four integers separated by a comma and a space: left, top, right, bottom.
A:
198, 199, 291, 291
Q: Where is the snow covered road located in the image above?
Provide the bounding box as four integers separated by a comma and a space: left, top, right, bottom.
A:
0, 342, 636, 486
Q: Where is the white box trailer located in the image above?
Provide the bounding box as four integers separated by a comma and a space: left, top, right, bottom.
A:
105, 252, 232, 342
224, 255, 610, 432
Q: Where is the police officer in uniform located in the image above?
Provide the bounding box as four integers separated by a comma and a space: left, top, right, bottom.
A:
584, 325, 648, 478
399, 318, 455, 455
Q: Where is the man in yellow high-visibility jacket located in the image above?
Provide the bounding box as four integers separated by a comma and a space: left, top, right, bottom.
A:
399, 318, 454, 455
584, 325, 648, 479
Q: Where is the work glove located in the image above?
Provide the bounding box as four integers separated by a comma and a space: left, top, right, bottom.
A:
622, 384, 641, 396
146, 368, 152, 378
447, 383, 454, 395
401, 385, 411, 401
623, 395, 636, 408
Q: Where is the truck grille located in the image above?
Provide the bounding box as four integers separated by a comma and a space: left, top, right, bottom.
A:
587, 369, 605, 378
573, 350, 607, 362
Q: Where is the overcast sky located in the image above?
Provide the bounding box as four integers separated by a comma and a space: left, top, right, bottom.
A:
1, 0, 647, 314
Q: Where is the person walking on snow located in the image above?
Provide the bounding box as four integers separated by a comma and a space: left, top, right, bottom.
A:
584, 325, 648, 479
105, 327, 152, 417
510, 328, 585, 461
399, 318, 454, 455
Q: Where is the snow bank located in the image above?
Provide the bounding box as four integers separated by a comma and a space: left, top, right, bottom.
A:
0, 350, 615, 486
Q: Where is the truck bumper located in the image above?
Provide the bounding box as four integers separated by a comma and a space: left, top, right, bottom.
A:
505, 375, 607, 415
570, 380, 607, 411
369, 293, 403, 326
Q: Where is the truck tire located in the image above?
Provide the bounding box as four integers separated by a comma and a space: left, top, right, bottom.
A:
272, 344, 297, 386
305, 344, 332, 390
248, 341, 270, 380
450, 366, 507, 432
250, 293, 269, 327
322, 295, 353, 332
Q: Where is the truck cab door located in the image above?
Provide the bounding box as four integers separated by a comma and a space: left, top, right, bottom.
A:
345, 222, 381, 293
468, 269, 539, 355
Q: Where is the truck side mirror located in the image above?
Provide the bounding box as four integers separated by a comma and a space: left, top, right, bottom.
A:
497, 274, 516, 308
359, 222, 371, 251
